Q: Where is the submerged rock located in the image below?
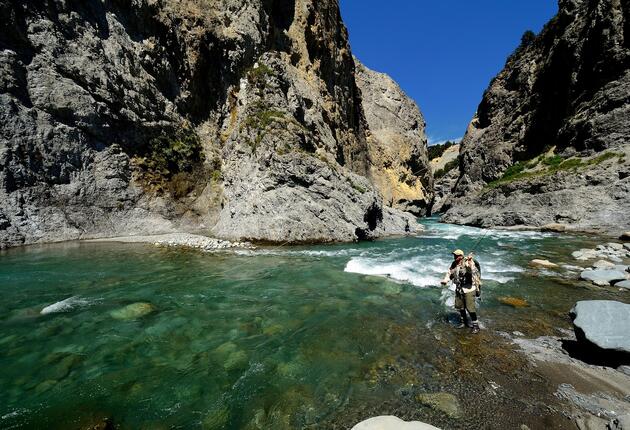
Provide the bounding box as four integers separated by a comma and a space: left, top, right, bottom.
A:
35, 379, 57, 394
570, 300, 630, 355
110, 303, 156, 320
224, 350, 248, 371
580, 270, 628, 286
352, 416, 441, 430
415, 392, 462, 419
498, 297, 530, 308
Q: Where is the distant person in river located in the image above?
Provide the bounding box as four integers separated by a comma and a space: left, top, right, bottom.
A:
441, 249, 482, 334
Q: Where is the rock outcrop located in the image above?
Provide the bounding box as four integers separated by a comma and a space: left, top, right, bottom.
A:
429, 143, 459, 214
0, 0, 430, 248
442, 0, 630, 235
354, 59, 433, 216
570, 300, 630, 358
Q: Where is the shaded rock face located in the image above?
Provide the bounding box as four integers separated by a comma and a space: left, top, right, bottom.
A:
0, 0, 426, 248
354, 59, 433, 216
443, 0, 630, 234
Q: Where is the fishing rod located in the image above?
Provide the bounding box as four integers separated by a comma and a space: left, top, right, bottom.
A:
470, 227, 490, 254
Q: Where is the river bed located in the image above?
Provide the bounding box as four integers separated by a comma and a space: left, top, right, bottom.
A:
1, 218, 628, 429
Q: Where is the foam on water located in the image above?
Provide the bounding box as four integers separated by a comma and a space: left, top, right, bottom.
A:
344, 247, 522, 287
40, 296, 92, 315
418, 221, 554, 242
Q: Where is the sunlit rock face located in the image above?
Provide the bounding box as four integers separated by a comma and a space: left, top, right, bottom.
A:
0, 0, 428, 248
354, 58, 433, 216
443, 0, 630, 235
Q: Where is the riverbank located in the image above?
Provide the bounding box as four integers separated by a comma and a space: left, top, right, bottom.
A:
86, 233, 255, 251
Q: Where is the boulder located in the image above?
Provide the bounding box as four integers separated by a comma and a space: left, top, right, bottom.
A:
415, 392, 462, 419
615, 280, 630, 290
619, 232, 630, 241
608, 414, 630, 430
572, 249, 599, 261
570, 300, 630, 355
624, 243, 630, 251
352, 416, 441, 430
530, 259, 559, 268
579, 269, 628, 286
607, 242, 624, 251
592, 260, 616, 269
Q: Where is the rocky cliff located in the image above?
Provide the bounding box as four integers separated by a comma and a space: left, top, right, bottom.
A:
429, 143, 459, 214
0, 0, 431, 248
442, 0, 630, 235
355, 59, 433, 216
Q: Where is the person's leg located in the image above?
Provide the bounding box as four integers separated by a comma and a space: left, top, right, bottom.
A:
454, 291, 468, 328
465, 292, 480, 334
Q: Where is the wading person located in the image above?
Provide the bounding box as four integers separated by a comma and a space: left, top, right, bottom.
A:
441, 249, 481, 334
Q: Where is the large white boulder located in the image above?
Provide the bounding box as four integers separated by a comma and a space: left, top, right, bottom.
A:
352, 416, 442, 430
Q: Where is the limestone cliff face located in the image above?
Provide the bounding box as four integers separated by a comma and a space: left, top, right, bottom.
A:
354, 59, 433, 216
0, 0, 427, 248
429, 144, 460, 214
443, 0, 630, 234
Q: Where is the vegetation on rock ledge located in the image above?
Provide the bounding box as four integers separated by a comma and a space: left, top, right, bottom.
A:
485, 151, 625, 190
134, 127, 208, 197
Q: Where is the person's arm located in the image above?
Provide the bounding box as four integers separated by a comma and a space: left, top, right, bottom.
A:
441, 270, 450, 285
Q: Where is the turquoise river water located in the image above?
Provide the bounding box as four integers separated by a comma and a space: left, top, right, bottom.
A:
1, 218, 628, 429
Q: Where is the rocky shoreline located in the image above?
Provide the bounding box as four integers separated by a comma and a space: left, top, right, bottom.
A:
86, 233, 255, 251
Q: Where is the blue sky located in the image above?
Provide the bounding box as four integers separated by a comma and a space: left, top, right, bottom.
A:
339, 0, 557, 145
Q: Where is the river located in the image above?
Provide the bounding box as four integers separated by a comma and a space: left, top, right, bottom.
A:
1, 217, 627, 429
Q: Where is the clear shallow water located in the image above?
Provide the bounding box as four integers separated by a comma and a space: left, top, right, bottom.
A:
1, 218, 628, 429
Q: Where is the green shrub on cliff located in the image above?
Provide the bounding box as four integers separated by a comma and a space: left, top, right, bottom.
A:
434, 158, 459, 179
486, 151, 624, 190
428, 140, 457, 160
133, 127, 207, 197
141, 128, 204, 177
542, 155, 563, 166
246, 64, 274, 81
